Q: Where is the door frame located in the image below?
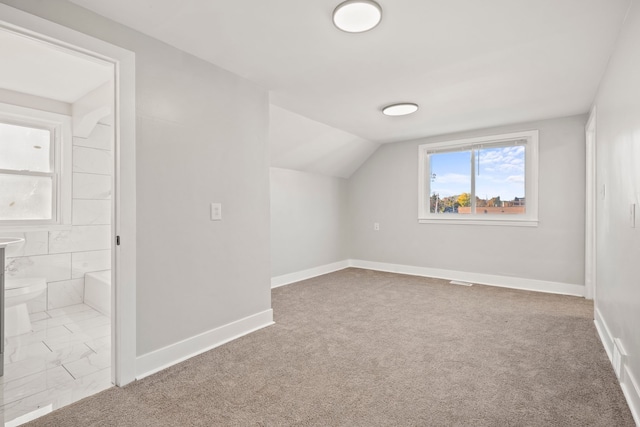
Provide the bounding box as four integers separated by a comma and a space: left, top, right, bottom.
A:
585, 106, 597, 301
0, 4, 137, 386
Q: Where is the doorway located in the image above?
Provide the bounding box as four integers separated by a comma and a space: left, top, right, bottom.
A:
0, 4, 136, 424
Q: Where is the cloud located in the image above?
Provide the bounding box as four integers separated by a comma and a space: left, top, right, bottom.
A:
506, 175, 525, 183
477, 146, 525, 173
430, 145, 526, 199
477, 173, 525, 184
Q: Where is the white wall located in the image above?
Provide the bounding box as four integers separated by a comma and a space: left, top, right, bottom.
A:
270, 168, 349, 278
593, 0, 640, 417
348, 115, 587, 288
2, 0, 272, 357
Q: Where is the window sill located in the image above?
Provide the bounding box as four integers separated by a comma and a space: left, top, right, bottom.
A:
418, 218, 538, 227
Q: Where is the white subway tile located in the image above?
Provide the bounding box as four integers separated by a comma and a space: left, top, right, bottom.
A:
0, 365, 74, 405
5, 253, 71, 283
2, 343, 95, 383
63, 350, 110, 379
3, 232, 48, 257
49, 226, 111, 254
4, 325, 71, 350
72, 147, 112, 175
43, 324, 110, 351
30, 312, 50, 322
31, 310, 100, 332
72, 124, 112, 151
64, 315, 110, 334
71, 250, 111, 279
4, 341, 50, 365
46, 304, 94, 319
27, 291, 47, 314
72, 200, 111, 225
47, 279, 84, 310
73, 173, 111, 200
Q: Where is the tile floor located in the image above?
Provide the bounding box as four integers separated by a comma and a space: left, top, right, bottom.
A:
1, 304, 112, 426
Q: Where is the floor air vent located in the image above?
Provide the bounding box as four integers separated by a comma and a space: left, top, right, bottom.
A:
450, 280, 473, 287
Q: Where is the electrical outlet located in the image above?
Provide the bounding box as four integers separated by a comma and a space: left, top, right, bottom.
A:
210, 203, 222, 221
374, 222, 380, 231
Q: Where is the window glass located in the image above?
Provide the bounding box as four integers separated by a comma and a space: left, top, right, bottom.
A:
0, 122, 51, 172
429, 150, 471, 214
475, 145, 525, 215
0, 174, 53, 220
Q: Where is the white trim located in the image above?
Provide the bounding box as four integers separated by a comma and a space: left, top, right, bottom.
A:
622, 365, 640, 427
594, 308, 640, 425
349, 259, 585, 297
135, 309, 274, 380
271, 259, 585, 296
585, 106, 597, 300
0, 4, 138, 386
594, 308, 613, 361
271, 260, 351, 288
111, 33, 137, 389
418, 218, 537, 227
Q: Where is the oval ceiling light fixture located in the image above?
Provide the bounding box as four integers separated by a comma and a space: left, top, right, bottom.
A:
333, 0, 382, 33
382, 103, 419, 116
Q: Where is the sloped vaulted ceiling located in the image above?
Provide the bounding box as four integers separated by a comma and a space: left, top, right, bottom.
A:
270, 105, 379, 179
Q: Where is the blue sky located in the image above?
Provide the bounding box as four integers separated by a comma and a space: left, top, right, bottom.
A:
430, 146, 525, 201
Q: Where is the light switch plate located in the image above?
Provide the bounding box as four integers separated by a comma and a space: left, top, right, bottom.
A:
210, 203, 222, 221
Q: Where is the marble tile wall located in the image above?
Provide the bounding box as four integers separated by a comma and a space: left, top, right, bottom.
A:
4, 123, 112, 312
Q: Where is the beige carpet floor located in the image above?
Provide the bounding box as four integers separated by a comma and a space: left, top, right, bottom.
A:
26, 268, 634, 426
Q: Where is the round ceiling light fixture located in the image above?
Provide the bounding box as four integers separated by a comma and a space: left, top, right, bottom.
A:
333, 0, 382, 33
382, 103, 419, 116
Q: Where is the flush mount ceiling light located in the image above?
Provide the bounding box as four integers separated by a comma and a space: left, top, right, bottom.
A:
382, 103, 419, 116
333, 0, 382, 33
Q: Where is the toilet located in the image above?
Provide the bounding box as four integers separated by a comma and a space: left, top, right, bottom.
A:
4, 277, 47, 337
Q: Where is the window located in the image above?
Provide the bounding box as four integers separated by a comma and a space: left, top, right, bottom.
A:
0, 104, 71, 228
418, 130, 538, 226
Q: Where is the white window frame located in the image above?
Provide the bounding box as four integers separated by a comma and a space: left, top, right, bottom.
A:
418, 130, 539, 227
0, 102, 72, 230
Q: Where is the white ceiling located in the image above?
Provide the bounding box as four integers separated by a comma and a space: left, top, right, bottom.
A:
0, 29, 112, 103
66, 0, 630, 176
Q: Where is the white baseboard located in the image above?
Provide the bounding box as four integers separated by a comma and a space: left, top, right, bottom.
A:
272, 259, 585, 297
271, 260, 350, 288
595, 308, 640, 426
136, 309, 274, 380
349, 259, 585, 297
622, 366, 640, 427
594, 308, 614, 361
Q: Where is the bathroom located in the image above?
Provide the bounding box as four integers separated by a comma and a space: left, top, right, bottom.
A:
0, 28, 115, 424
